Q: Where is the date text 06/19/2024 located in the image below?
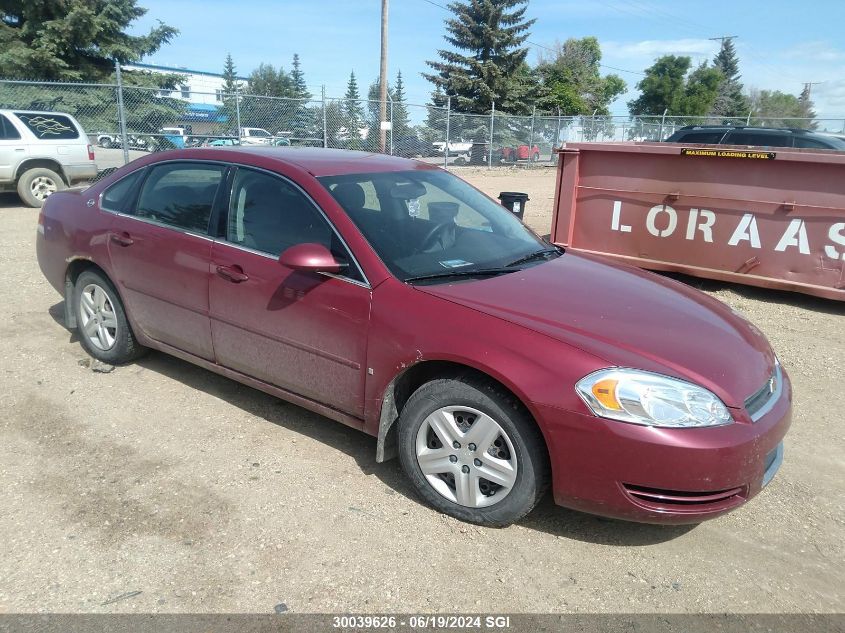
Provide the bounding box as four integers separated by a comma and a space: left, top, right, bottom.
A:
331, 615, 512, 629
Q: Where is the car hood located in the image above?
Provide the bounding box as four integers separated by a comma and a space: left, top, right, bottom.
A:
417, 252, 775, 408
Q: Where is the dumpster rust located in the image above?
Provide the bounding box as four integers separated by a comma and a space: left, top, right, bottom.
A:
550, 142, 845, 300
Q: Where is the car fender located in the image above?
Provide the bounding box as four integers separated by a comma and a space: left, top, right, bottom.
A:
365, 280, 605, 462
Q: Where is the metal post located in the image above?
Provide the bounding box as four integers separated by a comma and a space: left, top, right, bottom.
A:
528, 105, 536, 166
322, 85, 328, 148
746, 110, 752, 125
488, 101, 495, 168
114, 61, 130, 165
388, 93, 394, 155
444, 96, 451, 169
659, 108, 668, 140
235, 87, 242, 141
554, 107, 561, 150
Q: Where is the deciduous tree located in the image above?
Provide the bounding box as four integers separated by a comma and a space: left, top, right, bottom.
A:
535, 37, 626, 115
628, 55, 721, 117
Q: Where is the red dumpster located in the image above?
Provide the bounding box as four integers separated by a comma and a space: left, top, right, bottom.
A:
550, 142, 845, 300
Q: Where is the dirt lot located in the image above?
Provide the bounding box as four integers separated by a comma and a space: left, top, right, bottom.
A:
0, 167, 842, 614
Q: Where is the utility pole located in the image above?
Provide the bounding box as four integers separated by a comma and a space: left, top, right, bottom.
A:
708, 35, 738, 46
802, 81, 823, 100
378, 0, 389, 153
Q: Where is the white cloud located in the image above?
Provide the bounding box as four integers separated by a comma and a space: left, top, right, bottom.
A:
603, 38, 718, 60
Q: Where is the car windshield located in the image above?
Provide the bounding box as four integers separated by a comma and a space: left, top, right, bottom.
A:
319, 170, 551, 283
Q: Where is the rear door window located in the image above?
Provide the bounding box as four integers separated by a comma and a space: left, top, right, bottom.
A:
724, 131, 791, 148
676, 131, 726, 144
135, 162, 225, 233
13, 112, 80, 140
101, 170, 145, 213
794, 136, 835, 149
0, 114, 21, 140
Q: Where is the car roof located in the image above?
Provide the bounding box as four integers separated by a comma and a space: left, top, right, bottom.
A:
0, 108, 79, 118
676, 125, 813, 135
157, 146, 438, 177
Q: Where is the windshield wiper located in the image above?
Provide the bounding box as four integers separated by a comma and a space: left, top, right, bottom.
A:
506, 247, 562, 268
404, 268, 516, 283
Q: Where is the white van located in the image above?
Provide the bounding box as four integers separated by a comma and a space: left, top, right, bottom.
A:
0, 109, 98, 207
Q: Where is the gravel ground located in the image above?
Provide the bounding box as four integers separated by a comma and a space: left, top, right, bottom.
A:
0, 167, 842, 615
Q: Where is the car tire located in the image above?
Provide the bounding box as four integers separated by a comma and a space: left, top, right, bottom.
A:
72, 270, 146, 364
532, 152, 540, 162
101, 137, 113, 149
17, 167, 66, 208
397, 375, 550, 527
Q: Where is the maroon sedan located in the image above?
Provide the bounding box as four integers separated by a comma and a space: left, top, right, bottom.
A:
36, 148, 790, 526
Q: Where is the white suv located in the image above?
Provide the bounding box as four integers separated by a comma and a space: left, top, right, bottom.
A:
240, 127, 273, 145
0, 109, 98, 207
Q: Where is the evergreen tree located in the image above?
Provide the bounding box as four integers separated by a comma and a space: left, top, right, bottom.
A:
343, 71, 365, 150
423, 0, 536, 114
221, 54, 242, 135
0, 0, 177, 81
393, 70, 411, 139
289, 54, 316, 141
710, 38, 749, 118
291, 54, 312, 100
420, 86, 448, 144
628, 55, 721, 117
365, 79, 385, 152
222, 54, 241, 94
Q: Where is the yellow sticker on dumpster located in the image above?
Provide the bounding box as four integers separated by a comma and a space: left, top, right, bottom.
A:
680, 148, 776, 160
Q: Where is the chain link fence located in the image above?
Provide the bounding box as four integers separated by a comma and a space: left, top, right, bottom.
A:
3, 76, 845, 179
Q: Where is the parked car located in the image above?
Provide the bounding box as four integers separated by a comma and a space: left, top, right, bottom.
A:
159, 126, 187, 149
500, 144, 541, 162
664, 125, 845, 150
36, 147, 790, 526
395, 135, 434, 158
240, 127, 274, 145
205, 137, 240, 147
97, 133, 151, 151
0, 109, 97, 207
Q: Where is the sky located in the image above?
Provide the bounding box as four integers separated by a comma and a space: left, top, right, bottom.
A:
129, 0, 845, 120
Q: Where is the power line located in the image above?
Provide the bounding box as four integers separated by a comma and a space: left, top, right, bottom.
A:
417, 0, 645, 76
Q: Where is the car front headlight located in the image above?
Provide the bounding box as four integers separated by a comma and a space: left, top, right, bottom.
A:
575, 368, 733, 428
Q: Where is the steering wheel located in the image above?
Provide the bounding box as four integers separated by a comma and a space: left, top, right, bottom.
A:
416, 222, 456, 253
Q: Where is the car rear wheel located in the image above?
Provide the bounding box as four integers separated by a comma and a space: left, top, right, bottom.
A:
397, 376, 550, 527
17, 167, 65, 208
73, 270, 146, 364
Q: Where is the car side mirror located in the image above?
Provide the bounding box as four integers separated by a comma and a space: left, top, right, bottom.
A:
278, 243, 346, 274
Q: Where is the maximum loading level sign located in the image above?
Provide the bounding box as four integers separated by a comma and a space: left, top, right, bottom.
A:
680, 147, 777, 160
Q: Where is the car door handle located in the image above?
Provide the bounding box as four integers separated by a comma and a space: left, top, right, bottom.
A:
110, 232, 134, 247
215, 264, 249, 283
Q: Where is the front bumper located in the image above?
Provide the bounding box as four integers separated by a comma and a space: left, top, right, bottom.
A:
537, 371, 792, 524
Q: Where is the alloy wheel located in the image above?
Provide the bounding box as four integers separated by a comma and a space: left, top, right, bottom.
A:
79, 283, 119, 351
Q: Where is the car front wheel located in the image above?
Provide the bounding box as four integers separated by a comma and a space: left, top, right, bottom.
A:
73, 270, 146, 364
398, 376, 550, 527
